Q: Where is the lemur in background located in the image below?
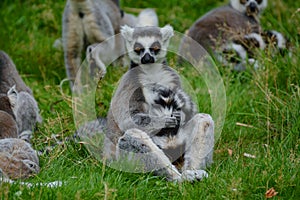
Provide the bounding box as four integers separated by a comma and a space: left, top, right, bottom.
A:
62, 0, 158, 88
181, 0, 289, 71
0, 51, 42, 142
0, 138, 40, 179
101, 25, 214, 182
62, 0, 122, 88
0, 51, 41, 179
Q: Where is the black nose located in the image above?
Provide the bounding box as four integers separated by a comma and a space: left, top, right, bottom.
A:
249, 2, 257, 12
141, 53, 155, 64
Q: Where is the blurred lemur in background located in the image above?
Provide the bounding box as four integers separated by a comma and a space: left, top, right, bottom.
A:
0, 51, 42, 141
180, 0, 290, 71
62, 0, 158, 89
0, 51, 41, 179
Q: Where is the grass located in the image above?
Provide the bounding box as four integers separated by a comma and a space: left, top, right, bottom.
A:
0, 0, 299, 199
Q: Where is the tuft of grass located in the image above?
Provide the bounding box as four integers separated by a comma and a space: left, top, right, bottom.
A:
0, 0, 299, 199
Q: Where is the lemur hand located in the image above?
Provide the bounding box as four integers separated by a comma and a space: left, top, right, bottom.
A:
164, 116, 178, 128
172, 110, 181, 125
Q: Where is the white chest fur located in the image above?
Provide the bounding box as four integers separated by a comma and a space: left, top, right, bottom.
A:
139, 63, 176, 117
139, 64, 175, 87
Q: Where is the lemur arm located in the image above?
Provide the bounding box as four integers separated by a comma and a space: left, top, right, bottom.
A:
116, 101, 177, 134
126, 108, 178, 136
173, 89, 197, 125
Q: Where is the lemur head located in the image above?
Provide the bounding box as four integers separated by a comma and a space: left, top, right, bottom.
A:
121, 25, 174, 65
230, 0, 267, 17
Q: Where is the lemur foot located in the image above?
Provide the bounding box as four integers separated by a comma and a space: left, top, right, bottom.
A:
181, 169, 208, 182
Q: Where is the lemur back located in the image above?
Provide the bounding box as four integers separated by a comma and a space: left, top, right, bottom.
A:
181, 0, 289, 70
0, 51, 32, 94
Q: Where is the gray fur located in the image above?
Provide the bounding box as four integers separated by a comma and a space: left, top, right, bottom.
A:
0, 138, 39, 179
135, 9, 159, 27
105, 25, 215, 182
121, 25, 173, 65
0, 51, 41, 179
0, 51, 32, 94
181, 0, 289, 70
186, 4, 262, 52
0, 51, 42, 142
0, 95, 15, 120
85, 8, 159, 79
62, 0, 122, 87
132, 26, 162, 39
0, 111, 18, 139
63, 0, 159, 88
9, 87, 42, 139
75, 117, 107, 140
0, 52, 41, 180
121, 9, 158, 28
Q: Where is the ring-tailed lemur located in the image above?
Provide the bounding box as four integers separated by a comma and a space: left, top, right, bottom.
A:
62, 0, 122, 88
85, 8, 159, 81
62, 0, 159, 88
180, 0, 289, 71
0, 138, 40, 179
0, 51, 42, 142
102, 25, 214, 182
0, 51, 40, 180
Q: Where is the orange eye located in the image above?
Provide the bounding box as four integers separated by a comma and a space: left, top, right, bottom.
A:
134, 47, 141, 52
153, 46, 160, 51
134, 47, 144, 54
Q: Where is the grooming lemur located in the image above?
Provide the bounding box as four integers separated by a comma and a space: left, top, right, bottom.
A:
180, 0, 289, 70
0, 51, 40, 179
0, 51, 42, 141
100, 25, 214, 182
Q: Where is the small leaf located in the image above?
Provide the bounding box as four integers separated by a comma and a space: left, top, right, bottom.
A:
265, 187, 278, 198
243, 153, 256, 158
227, 149, 233, 156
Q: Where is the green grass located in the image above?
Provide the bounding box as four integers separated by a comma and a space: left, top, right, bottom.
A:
0, 0, 299, 199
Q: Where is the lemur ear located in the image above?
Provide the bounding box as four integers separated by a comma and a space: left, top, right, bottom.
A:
260, 0, 268, 12
7, 85, 18, 108
161, 25, 174, 42
120, 25, 134, 42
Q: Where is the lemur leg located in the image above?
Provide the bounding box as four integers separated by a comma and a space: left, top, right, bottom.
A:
64, 24, 84, 87
179, 113, 214, 171
116, 128, 182, 181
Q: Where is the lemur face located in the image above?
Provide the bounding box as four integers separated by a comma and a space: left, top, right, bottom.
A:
230, 0, 267, 16
121, 25, 174, 65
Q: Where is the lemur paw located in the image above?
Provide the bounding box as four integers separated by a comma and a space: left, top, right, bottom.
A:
181, 170, 208, 182
172, 110, 181, 124
118, 129, 152, 154
19, 130, 33, 143
164, 116, 178, 128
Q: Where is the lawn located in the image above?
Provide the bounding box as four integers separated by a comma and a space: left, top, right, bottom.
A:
0, 0, 299, 199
